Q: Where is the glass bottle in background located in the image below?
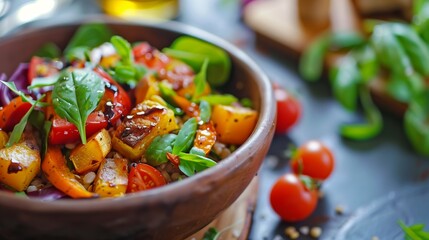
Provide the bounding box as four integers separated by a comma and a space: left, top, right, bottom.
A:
99, 0, 179, 20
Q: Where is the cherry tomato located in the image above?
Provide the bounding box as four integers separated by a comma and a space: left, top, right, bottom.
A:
127, 163, 166, 193
270, 173, 318, 222
0, 97, 32, 131
273, 84, 301, 134
291, 140, 335, 180
28, 56, 61, 84
133, 42, 170, 70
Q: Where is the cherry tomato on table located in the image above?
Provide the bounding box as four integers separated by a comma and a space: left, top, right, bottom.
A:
290, 140, 335, 180
270, 173, 318, 222
127, 163, 167, 193
273, 83, 301, 134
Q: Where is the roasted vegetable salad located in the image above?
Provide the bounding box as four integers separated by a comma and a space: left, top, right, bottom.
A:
0, 24, 258, 199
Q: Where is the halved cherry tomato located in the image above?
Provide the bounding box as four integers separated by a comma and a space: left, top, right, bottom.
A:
133, 42, 170, 71
28, 56, 61, 84
274, 83, 301, 134
270, 173, 318, 222
47, 69, 131, 144
127, 163, 166, 193
0, 97, 32, 132
291, 140, 335, 180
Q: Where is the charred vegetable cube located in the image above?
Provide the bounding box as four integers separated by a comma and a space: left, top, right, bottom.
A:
0, 133, 41, 191
112, 100, 178, 160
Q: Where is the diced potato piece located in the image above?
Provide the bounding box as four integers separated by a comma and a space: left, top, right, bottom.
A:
94, 158, 128, 197
135, 75, 159, 104
70, 129, 111, 174
0, 134, 40, 191
112, 100, 178, 160
0, 130, 9, 149
211, 105, 258, 145
42, 146, 96, 198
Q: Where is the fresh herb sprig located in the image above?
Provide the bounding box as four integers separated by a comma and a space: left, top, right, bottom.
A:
145, 117, 217, 177
399, 221, 429, 240
52, 69, 105, 144
6, 96, 44, 147
109, 35, 147, 86
300, 1, 429, 153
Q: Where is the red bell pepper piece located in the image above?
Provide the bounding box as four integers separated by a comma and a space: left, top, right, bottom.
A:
0, 97, 32, 132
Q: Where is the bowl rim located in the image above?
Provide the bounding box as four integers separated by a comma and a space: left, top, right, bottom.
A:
0, 16, 275, 212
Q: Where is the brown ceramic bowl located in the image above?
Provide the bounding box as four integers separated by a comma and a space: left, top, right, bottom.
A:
0, 17, 275, 240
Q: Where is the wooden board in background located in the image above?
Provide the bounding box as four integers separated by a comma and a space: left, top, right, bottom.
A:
243, 0, 406, 116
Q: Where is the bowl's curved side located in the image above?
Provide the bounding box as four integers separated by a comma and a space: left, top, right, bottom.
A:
0, 18, 275, 240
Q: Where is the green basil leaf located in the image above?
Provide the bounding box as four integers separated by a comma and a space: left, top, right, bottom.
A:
52, 69, 105, 144
34, 42, 61, 58
193, 58, 209, 100
111, 35, 133, 66
389, 23, 429, 76
199, 100, 211, 123
387, 74, 413, 103
159, 82, 177, 106
178, 152, 217, 177
145, 134, 177, 166
166, 102, 184, 116
414, 1, 429, 43
0, 81, 48, 107
198, 94, 238, 105
340, 88, 383, 140
172, 118, 198, 154
28, 74, 59, 90
162, 48, 206, 71
387, 72, 424, 103
399, 221, 429, 240
329, 32, 366, 49
113, 64, 136, 84
42, 121, 52, 159
203, 227, 220, 240
6, 99, 39, 147
190, 146, 206, 156
404, 89, 429, 156
371, 24, 413, 77
169, 36, 231, 87
354, 46, 378, 82
64, 23, 112, 54
300, 34, 330, 81
240, 98, 253, 108
329, 55, 361, 111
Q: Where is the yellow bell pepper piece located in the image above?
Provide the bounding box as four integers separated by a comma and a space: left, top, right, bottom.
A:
0, 130, 9, 149
211, 105, 258, 145
69, 129, 112, 174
